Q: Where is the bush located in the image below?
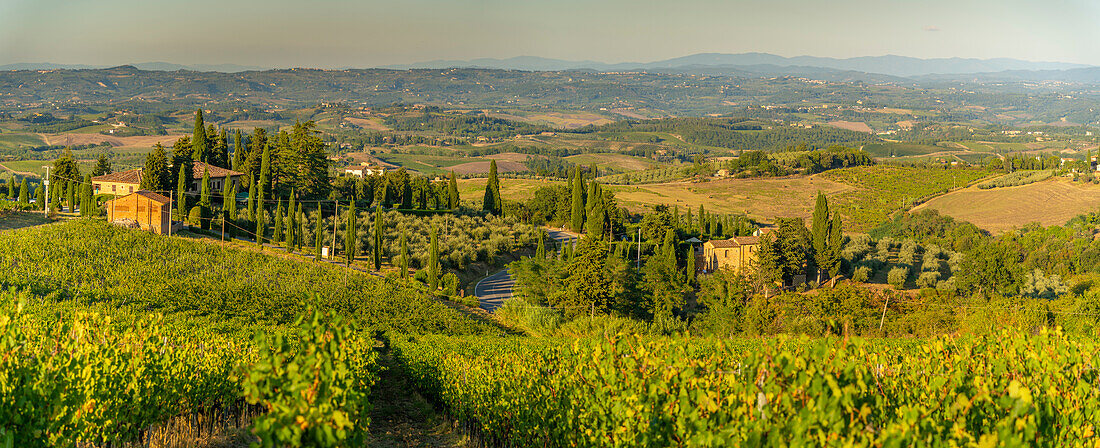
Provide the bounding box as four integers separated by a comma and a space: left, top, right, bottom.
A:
495, 298, 561, 336
936, 276, 957, 293
442, 272, 459, 296
852, 265, 872, 283
413, 269, 428, 284
916, 271, 940, 289
188, 205, 211, 230
888, 266, 909, 290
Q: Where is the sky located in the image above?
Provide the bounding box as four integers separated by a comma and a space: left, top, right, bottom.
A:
1, 0, 1098, 68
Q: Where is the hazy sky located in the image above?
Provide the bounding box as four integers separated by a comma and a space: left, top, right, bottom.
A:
1, 0, 1098, 67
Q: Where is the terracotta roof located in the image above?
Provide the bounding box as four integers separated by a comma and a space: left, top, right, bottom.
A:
106, 190, 171, 204
133, 190, 171, 204
92, 168, 142, 185
705, 236, 760, 248
191, 162, 243, 179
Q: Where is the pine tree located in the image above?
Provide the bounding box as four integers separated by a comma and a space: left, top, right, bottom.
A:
176, 164, 189, 219
399, 231, 409, 279
570, 167, 585, 232
192, 110, 209, 164
314, 210, 324, 261
92, 154, 112, 176
373, 208, 384, 270
811, 192, 831, 283
535, 229, 546, 259
17, 178, 28, 204
273, 199, 284, 243
448, 170, 460, 209
141, 143, 170, 192
429, 224, 440, 290
344, 201, 357, 266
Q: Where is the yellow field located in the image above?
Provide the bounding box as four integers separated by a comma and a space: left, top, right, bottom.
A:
913, 177, 1100, 233
565, 153, 654, 172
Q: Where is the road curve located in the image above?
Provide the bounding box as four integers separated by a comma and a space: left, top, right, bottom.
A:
475, 269, 514, 312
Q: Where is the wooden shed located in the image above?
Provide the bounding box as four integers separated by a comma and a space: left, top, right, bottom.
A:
105, 190, 172, 235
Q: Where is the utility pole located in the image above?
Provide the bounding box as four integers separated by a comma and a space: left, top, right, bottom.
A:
879, 295, 890, 332
42, 166, 50, 218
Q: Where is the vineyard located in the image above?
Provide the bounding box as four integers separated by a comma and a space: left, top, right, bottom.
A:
392, 332, 1100, 447
0, 220, 497, 446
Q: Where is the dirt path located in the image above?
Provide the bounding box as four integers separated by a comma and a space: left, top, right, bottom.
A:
366, 352, 471, 447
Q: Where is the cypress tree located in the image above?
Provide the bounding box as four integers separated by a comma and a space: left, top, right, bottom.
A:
448, 170, 460, 209
685, 207, 694, 233
67, 181, 75, 213
811, 192, 831, 283
18, 178, 28, 204
585, 181, 605, 238
570, 167, 585, 232
214, 128, 229, 168
429, 224, 440, 290
685, 246, 696, 285
258, 144, 271, 207
81, 174, 93, 216
273, 199, 284, 243
296, 204, 304, 252
232, 130, 244, 172
224, 182, 237, 238
401, 176, 413, 209
535, 229, 546, 259
176, 163, 189, 220
697, 204, 705, 233
314, 210, 324, 261
345, 201, 357, 266
827, 214, 844, 282
35, 183, 44, 207
199, 169, 211, 209
192, 110, 208, 164
399, 231, 409, 279
287, 192, 298, 250
483, 160, 501, 215
373, 208, 383, 270
247, 175, 257, 221
7, 178, 14, 198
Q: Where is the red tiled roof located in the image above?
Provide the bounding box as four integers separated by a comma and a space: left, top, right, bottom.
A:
191, 162, 243, 179
133, 190, 171, 204
706, 236, 760, 248
92, 168, 142, 185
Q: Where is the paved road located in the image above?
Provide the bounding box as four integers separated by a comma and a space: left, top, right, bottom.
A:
475, 269, 514, 312
475, 228, 579, 312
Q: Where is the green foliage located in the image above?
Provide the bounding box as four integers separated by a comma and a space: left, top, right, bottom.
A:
888, 266, 909, 289
978, 170, 1055, 189
188, 205, 211, 230
482, 160, 502, 215
570, 168, 585, 232
394, 329, 1100, 446
428, 224, 440, 291
549, 238, 613, 318
240, 307, 378, 447
344, 201, 357, 266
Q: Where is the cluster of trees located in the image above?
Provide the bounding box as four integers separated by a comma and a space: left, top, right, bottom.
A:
575, 117, 872, 152
719, 146, 874, 178
331, 168, 460, 211
382, 110, 552, 139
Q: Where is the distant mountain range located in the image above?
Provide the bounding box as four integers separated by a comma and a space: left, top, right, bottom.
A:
2, 53, 1096, 81
382, 52, 1091, 79
0, 62, 266, 73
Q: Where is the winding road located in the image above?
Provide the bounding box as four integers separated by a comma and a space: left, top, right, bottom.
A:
476, 228, 578, 312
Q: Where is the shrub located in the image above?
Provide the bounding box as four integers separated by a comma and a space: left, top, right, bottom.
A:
188, 205, 211, 230
852, 265, 872, 283
413, 269, 428, 284
888, 266, 909, 290
442, 272, 459, 295
916, 271, 940, 289
937, 276, 957, 293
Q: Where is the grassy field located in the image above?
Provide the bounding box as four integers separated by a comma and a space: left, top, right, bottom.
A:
1, 160, 95, 178
564, 153, 654, 172
377, 153, 488, 175
457, 178, 564, 204
914, 177, 1100, 233
0, 133, 46, 151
